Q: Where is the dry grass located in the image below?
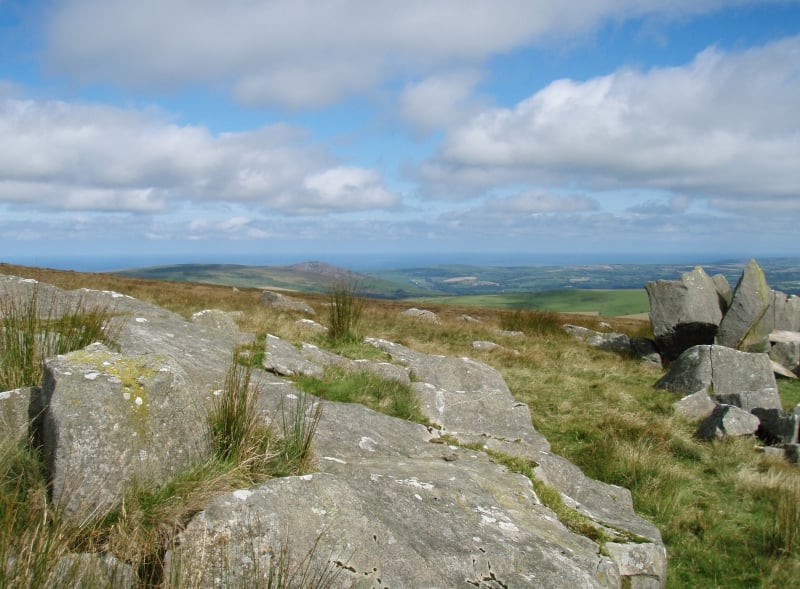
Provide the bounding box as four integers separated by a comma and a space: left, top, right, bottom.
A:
2, 262, 799, 588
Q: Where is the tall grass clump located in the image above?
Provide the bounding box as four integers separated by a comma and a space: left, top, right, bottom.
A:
327, 279, 363, 344
0, 285, 122, 391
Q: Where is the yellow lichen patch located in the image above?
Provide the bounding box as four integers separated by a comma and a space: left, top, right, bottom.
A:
66, 346, 169, 421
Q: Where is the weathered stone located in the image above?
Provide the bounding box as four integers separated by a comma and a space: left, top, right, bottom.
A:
563, 324, 631, 354
769, 331, 800, 375
772, 291, 800, 332
472, 340, 503, 351
605, 542, 668, 589
0, 386, 36, 443
189, 308, 242, 331
655, 345, 713, 395
771, 358, 798, 379
259, 290, 315, 314
263, 334, 324, 378
457, 314, 481, 323
709, 346, 781, 411
295, 317, 328, 332
646, 266, 723, 362
52, 553, 133, 589
711, 273, 733, 312
751, 408, 799, 444
716, 260, 772, 352
672, 390, 716, 421
698, 404, 760, 439
656, 345, 781, 412
32, 343, 209, 521
399, 307, 440, 323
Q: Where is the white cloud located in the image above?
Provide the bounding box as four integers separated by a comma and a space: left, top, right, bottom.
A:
399, 70, 485, 132
303, 167, 400, 213
423, 35, 800, 205
484, 192, 598, 214
43, 0, 771, 108
0, 97, 399, 214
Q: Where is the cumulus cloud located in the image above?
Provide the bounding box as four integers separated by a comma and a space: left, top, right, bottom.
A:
43, 0, 766, 108
422, 35, 800, 206
0, 97, 399, 214
399, 70, 485, 132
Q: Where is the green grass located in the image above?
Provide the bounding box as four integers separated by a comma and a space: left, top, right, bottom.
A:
294, 365, 427, 423
0, 285, 123, 390
326, 279, 364, 344
778, 378, 800, 410
410, 288, 650, 316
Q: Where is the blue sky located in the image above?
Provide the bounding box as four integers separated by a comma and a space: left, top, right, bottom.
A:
1, 1, 799, 270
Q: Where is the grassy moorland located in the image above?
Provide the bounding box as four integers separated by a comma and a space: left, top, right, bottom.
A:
1, 262, 799, 588
409, 288, 650, 316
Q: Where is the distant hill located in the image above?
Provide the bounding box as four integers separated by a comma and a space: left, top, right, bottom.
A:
115, 261, 441, 298
114, 257, 800, 302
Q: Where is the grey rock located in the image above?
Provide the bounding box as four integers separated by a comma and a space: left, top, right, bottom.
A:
260, 290, 316, 314
295, 317, 328, 332
672, 390, 716, 421
716, 260, 772, 352
698, 404, 760, 439
189, 308, 242, 331
709, 346, 781, 411
769, 331, 800, 375
263, 334, 325, 378
771, 358, 798, 379
0, 386, 36, 443
646, 266, 723, 362
399, 307, 440, 324
32, 343, 209, 521
656, 345, 781, 412
458, 314, 481, 323
655, 345, 713, 396
784, 443, 800, 465
751, 408, 799, 444
563, 324, 631, 354
605, 542, 668, 589
472, 340, 503, 351
772, 291, 800, 332
496, 329, 525, 337
711, 273, 733, 312
52, 552, 133, 589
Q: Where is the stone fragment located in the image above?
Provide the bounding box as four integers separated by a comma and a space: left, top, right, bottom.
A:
0, 386, 36, 443
672, 390, 716, 421
562, 324, 631, 354
189, 308, 242, 331
697, 404, 760, 439
772, 291, 800, 332
711, 273, 733, 312
400, 307, 440, 323
259, 290, 315, 314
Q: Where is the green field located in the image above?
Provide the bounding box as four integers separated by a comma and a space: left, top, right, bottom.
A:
411, 288, 650, 317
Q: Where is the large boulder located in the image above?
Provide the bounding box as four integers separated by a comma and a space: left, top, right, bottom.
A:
31, 343, 209, 520
646, 266, 723, 362
769, 330, 800, 376
715, 260, 772, 352
772, 291, 800, 332
656, 345, 782, 412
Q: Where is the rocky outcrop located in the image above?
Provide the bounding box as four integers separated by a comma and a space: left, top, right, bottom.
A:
169, 334, 667, 589
645, 266, 723, 363
646, 260, 800, 375
1, 274, 667, 587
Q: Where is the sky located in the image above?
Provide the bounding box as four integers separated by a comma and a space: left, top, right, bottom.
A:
1, 0, 799, 270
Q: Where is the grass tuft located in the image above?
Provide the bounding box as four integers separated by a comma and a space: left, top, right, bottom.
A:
326, 279, 363, 344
